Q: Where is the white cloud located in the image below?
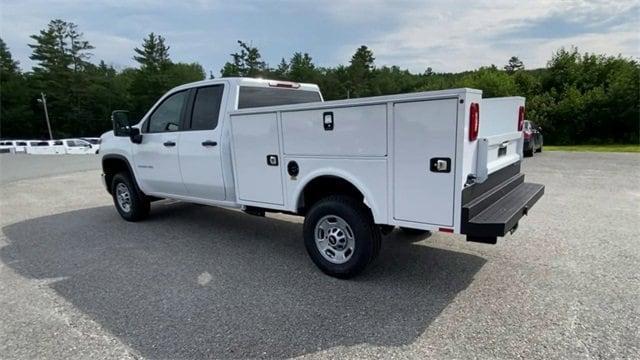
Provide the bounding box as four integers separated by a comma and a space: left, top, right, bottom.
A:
1, 0, 637, 74
323, 0, 639, 72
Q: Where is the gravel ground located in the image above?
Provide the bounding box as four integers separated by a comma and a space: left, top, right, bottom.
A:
0, 152, 638, 359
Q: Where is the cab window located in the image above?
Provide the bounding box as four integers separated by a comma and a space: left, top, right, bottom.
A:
190, 85, 224, 130
146, 90, 188, 133
238, 86, 321, 109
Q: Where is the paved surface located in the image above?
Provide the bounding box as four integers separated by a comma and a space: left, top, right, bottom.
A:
0, 154, 100, 184
0, 152, 638, 359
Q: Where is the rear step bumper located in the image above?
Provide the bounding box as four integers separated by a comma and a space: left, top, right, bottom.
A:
461, 162, 544, 244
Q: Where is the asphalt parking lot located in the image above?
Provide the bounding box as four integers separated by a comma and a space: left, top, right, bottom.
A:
0, 152, 638, 359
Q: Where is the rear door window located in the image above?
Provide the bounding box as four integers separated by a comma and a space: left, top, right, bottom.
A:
190, 85, 224, 130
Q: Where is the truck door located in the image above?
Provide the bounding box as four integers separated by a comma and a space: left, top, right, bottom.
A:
132, 90, 188, 196
177, 85, 227, 201
393, 98, 458, 227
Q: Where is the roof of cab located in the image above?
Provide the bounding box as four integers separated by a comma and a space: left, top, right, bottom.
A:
169, 77, 320, 94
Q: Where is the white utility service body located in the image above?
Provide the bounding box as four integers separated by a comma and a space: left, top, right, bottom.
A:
229, 88, 525, 233
100, 78, 543, 278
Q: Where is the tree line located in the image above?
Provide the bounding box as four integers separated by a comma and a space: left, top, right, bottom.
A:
1, 19, 638, 144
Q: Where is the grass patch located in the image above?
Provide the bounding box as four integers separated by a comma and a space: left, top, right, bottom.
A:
544, 144, 640, 153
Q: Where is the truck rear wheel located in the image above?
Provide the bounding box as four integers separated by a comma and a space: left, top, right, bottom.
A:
303, 195, 381, 278
111, 172, 150, 222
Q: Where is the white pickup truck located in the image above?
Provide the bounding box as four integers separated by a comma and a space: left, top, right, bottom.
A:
100, 77, 544, 278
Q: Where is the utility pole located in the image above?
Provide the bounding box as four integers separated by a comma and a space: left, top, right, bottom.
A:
38, 92, 53, 140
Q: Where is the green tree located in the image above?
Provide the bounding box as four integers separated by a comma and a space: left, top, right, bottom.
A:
1, 38, 37, 138
133, 33, 170, 71
289, 52, 317, 83
129, 34, 205, 119
348, 45, 375, 97
27, 19, 95, 137
220, 40, 266, 77
540, 47, 639, 144
1, 37, 19, 74
457, 66, 517, 97
166, 62, 206, 86
274, 58, 289, 79
504, 56, 524, 73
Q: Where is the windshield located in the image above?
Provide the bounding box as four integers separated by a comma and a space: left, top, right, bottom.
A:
238, 86, 322, 109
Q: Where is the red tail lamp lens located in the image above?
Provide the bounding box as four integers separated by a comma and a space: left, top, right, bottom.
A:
518, 106, 525, 131
469, 102, 480, 141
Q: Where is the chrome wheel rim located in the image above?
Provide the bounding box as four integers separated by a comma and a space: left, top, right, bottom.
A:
115, 183, 132, 213
314, 215, 355, 264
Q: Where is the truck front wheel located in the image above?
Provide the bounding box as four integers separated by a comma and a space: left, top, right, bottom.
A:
303, 195, 381, 278
111, 172, 150, 222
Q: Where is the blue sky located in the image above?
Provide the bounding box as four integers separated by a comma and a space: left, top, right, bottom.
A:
1, 0, 638, 75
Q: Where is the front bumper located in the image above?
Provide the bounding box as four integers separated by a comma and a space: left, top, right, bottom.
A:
461, 162, 544, 244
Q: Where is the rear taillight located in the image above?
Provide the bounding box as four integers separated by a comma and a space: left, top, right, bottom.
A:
518, 106, 525, 131
469, 102, 480, 141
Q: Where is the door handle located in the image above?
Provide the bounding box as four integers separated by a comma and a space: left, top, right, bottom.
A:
163, 141, 176, 147
430, 157, 451, 173
201, 140, 218, 147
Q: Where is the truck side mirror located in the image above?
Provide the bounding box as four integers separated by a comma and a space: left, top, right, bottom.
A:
112, 110, 142, 144
112, 110, 131, 136
129, 128, 143, 144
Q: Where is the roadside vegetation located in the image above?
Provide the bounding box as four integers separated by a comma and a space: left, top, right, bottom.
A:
1, 19, 638, 146
545, 145, 640, 153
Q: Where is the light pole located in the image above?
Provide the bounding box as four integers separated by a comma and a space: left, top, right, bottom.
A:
37, 92, 53, 140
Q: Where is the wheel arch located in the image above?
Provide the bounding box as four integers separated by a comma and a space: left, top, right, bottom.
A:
293, 170, 383, 223
102, 154, 141, 194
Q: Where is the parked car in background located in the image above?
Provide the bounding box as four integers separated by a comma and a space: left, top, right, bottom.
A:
12, 140, 28, 153
49, 140, 66, 154
0, 140, 29, 153
0, 141, 15, 153
62, 138, 97, 154
81, 137, 101, 145
523, 120, 543, 157
81, 137, 101, 153
26, 140, 65, 155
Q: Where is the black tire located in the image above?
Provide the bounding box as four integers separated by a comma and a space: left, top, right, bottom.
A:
111, 172, 150, 222
399, 227, 431, 236
536, 143, 543, 153
303, 195, 381, 279
524, 148, 534, 157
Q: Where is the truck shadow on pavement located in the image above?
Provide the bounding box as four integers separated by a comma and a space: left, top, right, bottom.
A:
1, 202, 486, 359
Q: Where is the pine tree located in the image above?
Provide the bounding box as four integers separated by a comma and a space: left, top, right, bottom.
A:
220, 40, 266, 77
27, 19, 95, 137
0, 38, 19, 75
1, 38, 38, 138
504, 56, 524, 73
289, 53, 316, 82
274, 58, 289, 79
133, 33, 171, 71
348, 45, 375, 97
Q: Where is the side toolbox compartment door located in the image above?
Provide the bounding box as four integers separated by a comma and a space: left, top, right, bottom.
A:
393, 98, 458, 226
230, 112, 284, 205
